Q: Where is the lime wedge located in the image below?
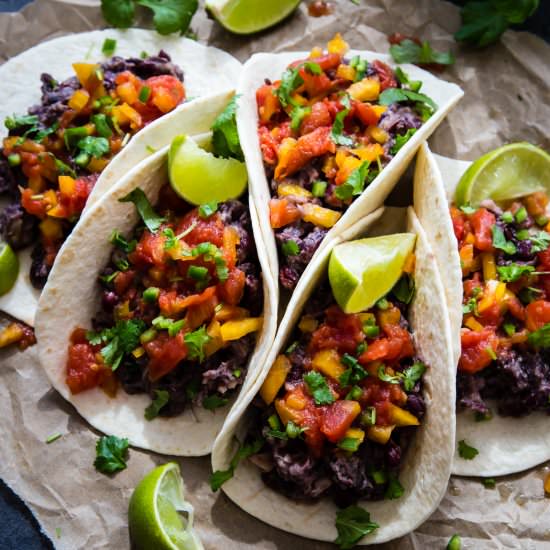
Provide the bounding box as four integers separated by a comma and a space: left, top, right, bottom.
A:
205, 0, 301, 34
455, 142, 550, 207
0, 242, 19, 296
328, 234, 416, 314
128, 462, 203, 550
168, 135, 247, 205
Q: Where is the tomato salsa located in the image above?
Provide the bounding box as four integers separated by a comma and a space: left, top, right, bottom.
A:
0, 51, 185, 289
453, 192, 550, 417
65, 185, 263, 418
248, 268, 426, 505
257, 34, 436, 289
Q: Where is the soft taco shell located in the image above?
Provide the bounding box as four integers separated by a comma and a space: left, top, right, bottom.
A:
211, 205, 456, 544
34, 128, 277, 456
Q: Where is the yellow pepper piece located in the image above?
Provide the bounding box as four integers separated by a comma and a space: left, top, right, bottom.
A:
220, 317, 262, 342
260, 355, 291, 405
354, 143, 385, 162
336, 64, 356, 81
311, 349, 346, 380
132, 347, 145, 359
377, 306, 401, 327
302, 203, 342, 228
465, 316, 484, 332
87, 157, 110, 173
278, 184, 313, 199
367, 425, 395, 444
336, 155, 362, 183
298, 315, 319, 333
39, 218, 62, 240
403, 253, 416, 274
72, 63, 99, 88
0, 323, 25, 349
335, 148, 349, 168
495, 281, 507, 303
366, 126, 389, 144
465, 232, 476, 245
344, 428, 365, 445
215, 304, 248, 322
58, 175, 76, 196
371, 105, 387, 118
388, 404, 419, 427
327, 33, 349, 55
275, 398, 302, 425
115, 300, 130, 320
347, 78, 380, 102
68, 89, 90, 111
112, 103, 142, 130
309, 46, 323, 58
205, 319, 224, 357
481, 252, 497, 281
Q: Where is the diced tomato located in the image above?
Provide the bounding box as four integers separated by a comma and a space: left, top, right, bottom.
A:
21, 188, 48, 218
186, 292, 219, 330
258, 125, 279, 165
66, 328, 108, 393
218, 268, 245, 306
359, 324, 413, 364
471, 208, 495, 252
450, 206, 467, 242
354, 101, 380, 126
256, 84, 281, 124
320, 400, 361, 443
114, 270, 135, 296
525, 300, 550, 332
463, 273, 482, 298
507, 294, 526, 322
299, 66, 332, 97
129, 230, 167, 267
145, 75, 185, 114
176, 210, 224, 248
300, 101, 333, 135
301, 404, 325, 457
370, 60, 397, 91
159, 286, 217, 317
269, 198, 301, 229
145, 331, 187, 381
477, 302, 503, 328
459, 328, 499, 374
309, 305, 364, 355
308, 53, 342, 71
58, 174, 97, 219
222, 226, 239, 270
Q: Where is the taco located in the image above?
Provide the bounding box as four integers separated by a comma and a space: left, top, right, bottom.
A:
415, 142, 550, 476
34, 98, 277, 456
236, 33, 463, 298
0, 28, 241, 328
211, 205, 455, 545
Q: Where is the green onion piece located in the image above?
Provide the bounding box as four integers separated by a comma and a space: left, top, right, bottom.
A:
516, 229, 530, 240
356, 342, 366, 356
363, 324, 380, 338
376, 297, 389, 310
536, 215, 549, 227
46, 433, 62, 444
282, 240, 300, 256
143, 287, 160, 304
233, 369, 241, 378
371, 470, 388, 485
337, 437, 361, 452
188, 265, 209, 281
285, 341, 298, 355
501, 211, 514, 224
64, 126, 89, 149
286, 421, 302, 439
485, 346, 497, 360
360, 407, 376, 426
140, 328, 157, 344
503, 322, 516, 336
268, 414, 281, 431
102, 38, 117, 57
92, 114, 113, 138
515, 207, 527, 223
7, 153, 21, 167
198, 201, 218, 219
345, 385, 363, 400
74, 152, 90, 167
311, 180, 327, 197
482, 478, 496, 488
139, 86, 151, 103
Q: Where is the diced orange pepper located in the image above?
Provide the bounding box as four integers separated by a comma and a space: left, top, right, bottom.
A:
0, 323, 25, 348
68, 89, 90, 111
259, 89, 280, 123
387, 403, 419, 427
58, 175, 76, 196
335, 155, 362, 185
260, 355, 292, 405
302, 203, 341, 228
367, 425, 395, 444
275, 398, 303, 425
215, 304, 248, 322
544, 472, 550, 494
354, 143, 384, 162
465, 316, 484, 332
377, 305, 401, 327
366, 126, 389, 144
269, 198, 301, 229
72, 63, 99, 88
336, 64, 356, 81
311, 349, 346, 380
87, 157, 110, 173
327, 33, 349, 56
116, 81, 139, 105
347, 78, 380, 102
465, 232, 476, 245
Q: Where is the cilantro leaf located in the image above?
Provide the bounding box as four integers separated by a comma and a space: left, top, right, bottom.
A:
402, 362, 426, 391
379, 87, 438, 113
4, 114, 39, 131
529, 231, 550, 253
210, 438, 263, 491
496, 263, 535, 282
491, 225, 517, 255
384, 474, 405, 499
377, 365, 402, 384
390, 128, 417, 155
101, 0, 135, 27
390, 39, 454, 66
394, 67, 422, 92
391, 274, 415, 304
528, 322, 550, 349
94, 435, 129, 474
202, 395, 229, 410
303, 371, 335, 405
110, 230, 136, 254
339, 354, 368, 387
144, 389, 170, 420
274, 67, 303, 108
458, 439, 479, 460
77, 136, 110, 158
331, 95, 354, 147
136, 0, 198, 35
152, 316, 185, 337
198, 201, 218, 219
211, 96, 243, 161
334, 505, 379, 549
119, 188, 166, 233
184, 325, 211, 362
281, 239, 300, 256
334, 161, 370, 201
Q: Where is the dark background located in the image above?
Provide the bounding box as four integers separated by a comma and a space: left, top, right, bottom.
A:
0, 0, 548, 548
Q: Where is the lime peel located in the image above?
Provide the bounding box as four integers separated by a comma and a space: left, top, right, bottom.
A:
0, 242, 19, 296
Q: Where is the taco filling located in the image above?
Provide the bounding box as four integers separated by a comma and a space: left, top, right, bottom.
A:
452, 192, 550, 417
0, 49, 185, 288
257, 34, 436, 289
240, 266, 426, 507
65, 186, 263, 418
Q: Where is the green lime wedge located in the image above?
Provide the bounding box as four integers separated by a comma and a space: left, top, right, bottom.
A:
168, 135, 247, 205
455, 142, 550, 207
328, 234, 416, 314
0, 242, 19, 296
205, 0, 301, 34
128, 462, 203, 550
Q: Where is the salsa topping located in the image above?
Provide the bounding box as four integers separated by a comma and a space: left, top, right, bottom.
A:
0, 51, 185, 289
65, 186, 263, 418
454, 192, 550, 417
256, 34, 436, 290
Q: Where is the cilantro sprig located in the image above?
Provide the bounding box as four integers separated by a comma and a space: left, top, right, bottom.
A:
389, 39, 455, 66
458, 439, 479, 460
94, 435, 129, 474
144, 389, 170, 420
491, 225, 517, 255
334, 505, 379, 549
120, 188, 166, 233
303, 371, 335, 405
528, 323, 550, 349
211, 96, 243, 161
331, 95, 354, 147
334, 161, 370, 201
184, 325, 211, 363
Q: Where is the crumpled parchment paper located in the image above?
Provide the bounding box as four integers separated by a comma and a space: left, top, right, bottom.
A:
1, 1, 549, 548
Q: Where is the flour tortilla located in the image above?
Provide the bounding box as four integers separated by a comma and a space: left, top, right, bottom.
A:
236, 50, 463, 305
211, 206, 456, 544
34, 133, 278, 456
416, 146, 550, 476
0, 28, 241, 326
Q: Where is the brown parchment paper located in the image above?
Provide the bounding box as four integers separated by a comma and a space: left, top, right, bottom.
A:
1, 1, 550, 548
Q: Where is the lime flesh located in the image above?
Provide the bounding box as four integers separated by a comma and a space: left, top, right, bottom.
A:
128, 462, 203, 550
168, 135, 247, 205
329, 234, 416, 314
205, 0, 301, 34
0, 242, 19, 296
455, 142, 550, 207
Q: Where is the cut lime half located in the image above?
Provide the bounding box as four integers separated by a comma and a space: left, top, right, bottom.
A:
455, 142, 550, 207
0, 242, 19, 296
329, 234, 416, 314
168, 135, 247, 205
128, 462, 203, 550
205, 0, 301, 34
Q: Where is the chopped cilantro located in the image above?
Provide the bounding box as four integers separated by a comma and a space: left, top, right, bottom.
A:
384, 474, 405, 499
100, 0, 135, 28
497, 263, 535, 282
198, 201, 218, 219
265, 428, 288, 440
94, 435, 129, 474
339, 354, 368, 387
274, 67, 304, 108
334, 161, 370, 201
394, 67, 422, 92
77, 136, 110, 158
211, 95, 243, 161
377, 365, 401, 384
482, 478, 496, 489
379, 87, 437, 114
286, 420, 306, 439
390, 128, 417, 155
135, 0, 198, 35
402, 362, 426, 391
185, 326, 211, 362
389, 39, 454, 66
101, 38, 117, 56
202, 395, 229, 410
331, 95, 354, 147
282, 240, 300, 256
4, 114, 39, 131
144, 389, 170, 420
119, 188, 166, 233
458, 439, 479, 460
303, 371, 335, 405
334, 505, 379, 549
338, 437, 361, 452
391, 274, 415, 304
492, 225, 517, 255
528, 322, 550, 349
529, 231, 550, 253
109, 230, 136, 253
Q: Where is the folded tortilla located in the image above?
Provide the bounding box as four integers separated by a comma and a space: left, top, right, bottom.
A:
0, 29, 241, 326
236, 50, 463, 308
416, 143, 550, 477
34, 98, 278, 456
211, 205, 456, 544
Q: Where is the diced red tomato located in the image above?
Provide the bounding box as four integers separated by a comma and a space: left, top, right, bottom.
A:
450, 206, 467, 242
186, 292, 219, 330
525, 300, 550, 332
309, 306, 364, 355
21, 188, 48, 218
359, 324, 414, 364
477, 301, 503, 328
176, 210, 224, 248
145, 331, 187, 381
300, 101, 333, 135
114, 270, 135, 296
459, 328, 499, 374
159, 286, 217, 317
269, 198, 301, 229
354, 101, 381, 126
218, 269, 245, 306
471, 208, 495, 252
320, 400, 361, 443
299, 66, 332, 97
301, 404, 325, 457
258, 125, 279, 165
66, 328, 108, 393
370, 60, 397, 90
359, 377, 406, 425
257, 84, 281, 123
129, 230, 167, 268
145, 75, 185, 114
